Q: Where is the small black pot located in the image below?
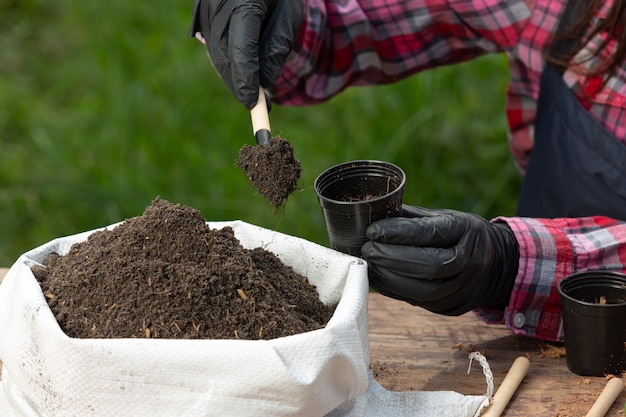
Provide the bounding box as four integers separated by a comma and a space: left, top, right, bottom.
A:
558, 271, 626, 376
314, 160, 405, 257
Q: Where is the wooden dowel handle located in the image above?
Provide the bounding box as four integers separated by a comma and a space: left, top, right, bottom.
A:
250, 86, 270, 145
585, 377, 624, 417
482, 356, 530, 417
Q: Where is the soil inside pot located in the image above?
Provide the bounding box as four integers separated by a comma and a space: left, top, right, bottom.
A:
32, 197, 333, 340
236, 136, 301, 209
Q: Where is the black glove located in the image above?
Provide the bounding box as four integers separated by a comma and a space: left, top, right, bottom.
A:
361, 205, 520, 316
188, 0, 304, 109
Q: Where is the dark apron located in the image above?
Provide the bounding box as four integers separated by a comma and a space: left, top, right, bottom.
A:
516, 2, 626, 220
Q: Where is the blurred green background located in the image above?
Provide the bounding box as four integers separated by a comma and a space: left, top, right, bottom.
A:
0, 0, 521, 267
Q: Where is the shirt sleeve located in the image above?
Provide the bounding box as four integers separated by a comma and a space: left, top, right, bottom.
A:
270, 0, 533, 105
476, 216, 626, 342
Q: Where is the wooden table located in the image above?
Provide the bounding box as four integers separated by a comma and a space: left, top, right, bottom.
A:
1, 268, 624, 416
367, 293, 625, 416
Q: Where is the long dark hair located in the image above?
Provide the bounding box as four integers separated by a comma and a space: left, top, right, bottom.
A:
550, 0, 626, 78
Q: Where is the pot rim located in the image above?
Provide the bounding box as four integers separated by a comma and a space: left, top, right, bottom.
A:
314, 160, 406, 206
558, 270, 626, 308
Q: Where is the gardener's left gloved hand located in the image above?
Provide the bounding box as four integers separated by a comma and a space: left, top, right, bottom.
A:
361, 205, 520, 316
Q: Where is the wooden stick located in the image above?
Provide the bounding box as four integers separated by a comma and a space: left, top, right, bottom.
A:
585, 377, 624, 417
481, 356, 530, 417
250, 86, 271, 145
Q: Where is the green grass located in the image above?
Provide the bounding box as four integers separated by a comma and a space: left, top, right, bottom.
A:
0, 0, 521, 266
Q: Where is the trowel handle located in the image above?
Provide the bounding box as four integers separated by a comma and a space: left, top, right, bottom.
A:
251, 86, 271, 145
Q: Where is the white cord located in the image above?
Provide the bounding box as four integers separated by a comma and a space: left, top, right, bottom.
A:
467, 351, 495, 399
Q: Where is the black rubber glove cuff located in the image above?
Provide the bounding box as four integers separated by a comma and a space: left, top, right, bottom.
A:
485, 222, 519, 310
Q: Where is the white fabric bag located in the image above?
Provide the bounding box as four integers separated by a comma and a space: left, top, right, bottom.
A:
0, 221, 490, 417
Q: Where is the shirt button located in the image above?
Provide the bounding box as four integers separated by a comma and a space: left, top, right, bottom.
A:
513, 312, 525, 328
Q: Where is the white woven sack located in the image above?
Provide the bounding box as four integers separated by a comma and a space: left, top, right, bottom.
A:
0, 221, 490, 417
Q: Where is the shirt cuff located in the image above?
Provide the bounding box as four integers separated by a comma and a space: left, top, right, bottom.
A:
475, 216, 574, 342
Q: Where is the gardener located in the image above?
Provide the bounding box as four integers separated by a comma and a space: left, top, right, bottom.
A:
188, 0, 626, 342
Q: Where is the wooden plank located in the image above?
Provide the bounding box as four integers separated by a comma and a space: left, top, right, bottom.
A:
0, 268, 623, 415
368, 293, 626, 416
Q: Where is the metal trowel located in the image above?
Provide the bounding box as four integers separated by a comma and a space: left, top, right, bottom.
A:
238, 85, 301, 208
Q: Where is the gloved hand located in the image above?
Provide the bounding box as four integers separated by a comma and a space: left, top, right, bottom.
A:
361, 205, 520, 316
188, 0, 304, 109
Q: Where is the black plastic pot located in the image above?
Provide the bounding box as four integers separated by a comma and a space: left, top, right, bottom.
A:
558, 271, 626, 376
314, 160, 405, 257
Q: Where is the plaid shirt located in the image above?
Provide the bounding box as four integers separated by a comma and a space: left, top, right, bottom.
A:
271, 0, 626, 341
272, 0, 626, 172
479, 216, 626, 342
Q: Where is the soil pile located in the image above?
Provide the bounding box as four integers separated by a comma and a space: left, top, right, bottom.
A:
236, 136, 301, 209
32, 198, 333, 340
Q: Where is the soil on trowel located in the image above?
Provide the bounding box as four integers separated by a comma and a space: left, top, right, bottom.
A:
32, 197, 333, 340
236, 136, 301, 209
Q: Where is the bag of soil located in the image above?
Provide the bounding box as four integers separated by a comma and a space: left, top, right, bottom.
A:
0, 217, 490, 417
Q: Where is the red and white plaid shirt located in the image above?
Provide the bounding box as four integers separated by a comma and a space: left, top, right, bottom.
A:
271, 0, 626, 341
272, 0, 626, 171
484, 216, 626, 341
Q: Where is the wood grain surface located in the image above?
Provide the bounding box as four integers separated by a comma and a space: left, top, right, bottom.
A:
367, 293, 625, 416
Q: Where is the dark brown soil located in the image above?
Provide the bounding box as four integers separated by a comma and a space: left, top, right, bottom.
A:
32, 197, 334, 340
236, 136, 301, 209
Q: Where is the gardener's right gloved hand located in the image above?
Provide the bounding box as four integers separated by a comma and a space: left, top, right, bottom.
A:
188, 0, 304, 110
